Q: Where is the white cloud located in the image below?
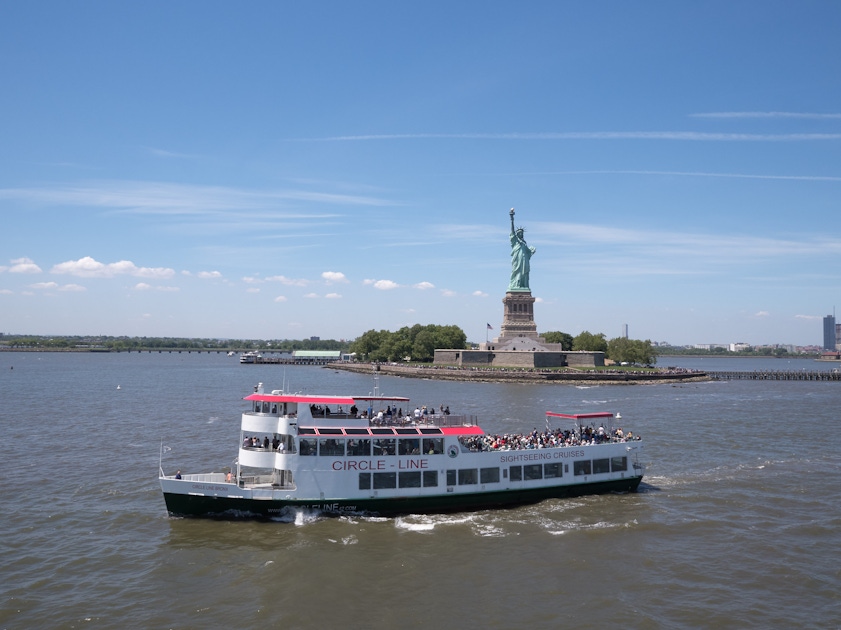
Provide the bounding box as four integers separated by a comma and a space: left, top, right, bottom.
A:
754, 311, 771, 318
197, 271, 222, 279
0, 180, 394, 215
9, 257, 42, 274
30, 282, 58, 289
51, 256, 175, 279
413, 281, 435, 290
325, 292, 342, 299
242, 276, 262, 284
58, 284, 86, 292
795, 314, 821, 320
441, 289, 456, 297
134, 283, 178, 292
266, 275, 309, 286
246, 287, 260, 293
304, 293, 319, 298
0, 289, 13, 294
312, 131, 841, 142
372, 279, 400, 290
322, 271, 349, 284
274, 295, 287, 302
472, 290, 488, 297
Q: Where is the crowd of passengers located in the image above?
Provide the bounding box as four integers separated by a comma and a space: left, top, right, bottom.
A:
459, 426, 641, 452
309, 403, 452, 425
242, 435, 291, 452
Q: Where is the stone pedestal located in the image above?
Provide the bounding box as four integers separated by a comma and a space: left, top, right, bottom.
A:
498, 291, 541, 341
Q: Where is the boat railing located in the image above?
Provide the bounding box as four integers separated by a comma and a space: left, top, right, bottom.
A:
177, 472, 227, 483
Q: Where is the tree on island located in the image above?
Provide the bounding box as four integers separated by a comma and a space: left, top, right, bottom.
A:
349, 324, 467, 363
606, 337, 658, 366
541, 331, 574, 350
572, 331, 608, 353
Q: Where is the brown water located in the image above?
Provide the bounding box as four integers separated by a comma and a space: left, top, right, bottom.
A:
1, 353, 839, 628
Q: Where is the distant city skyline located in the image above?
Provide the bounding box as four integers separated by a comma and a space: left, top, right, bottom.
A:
1, 3, 839, 347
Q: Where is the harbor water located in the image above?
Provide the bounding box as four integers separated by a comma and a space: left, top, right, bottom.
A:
1, 353, 840, 628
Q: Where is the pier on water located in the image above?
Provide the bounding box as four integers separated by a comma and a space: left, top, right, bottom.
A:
710, 370, 841, 381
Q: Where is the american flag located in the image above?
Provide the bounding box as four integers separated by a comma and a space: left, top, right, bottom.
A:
487, 323, 493, 330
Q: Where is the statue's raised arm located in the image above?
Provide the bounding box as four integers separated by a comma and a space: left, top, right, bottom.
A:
508, 208, 536, 292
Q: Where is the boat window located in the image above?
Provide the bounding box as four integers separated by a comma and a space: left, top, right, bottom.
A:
446, 470, 457, 486
318, 439, 345, 456
262, 402, 270, 413
398, 438, 420, 455
345, 428, 369, 435
371, 428, 395, 435
399, 472, 421, 488
422, 471, 438, 487
544, 463, 562, 478
373, 439, 396, 456
373, 472, 397, 489
593, 458, 610, 474
611, 456, 627, 472
298, 428, 316, 435
422, 438, 443, 454
458, 469, 478, 485
318, 428, 343, 435
524, 464, 542, 480
574, 460, 592, 476
480, 467, 500, 484
358, 473, 371, 490
509, 466, 522, 481
299, 438, 317, 456
271, 404, 278, 414
253, 401, 261, 412
347, 439, 371, 456
419, 428, 442, 435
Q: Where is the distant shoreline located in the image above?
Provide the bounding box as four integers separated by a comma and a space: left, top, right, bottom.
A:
332, 362, 709, 385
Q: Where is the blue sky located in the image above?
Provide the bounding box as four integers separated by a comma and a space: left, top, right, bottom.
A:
1, 1, 839, 346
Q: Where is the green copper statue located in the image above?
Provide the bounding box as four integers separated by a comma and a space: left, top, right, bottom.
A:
508, 208, 535, 291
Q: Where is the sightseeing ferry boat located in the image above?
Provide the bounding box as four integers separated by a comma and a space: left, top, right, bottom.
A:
159, 383, 644, 518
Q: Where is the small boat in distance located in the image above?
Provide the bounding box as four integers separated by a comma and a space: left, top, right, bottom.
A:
239, 351, 262, 364
159, 382, 645, 518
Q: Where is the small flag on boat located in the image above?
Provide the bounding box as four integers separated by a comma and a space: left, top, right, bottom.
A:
487, 323, 493, 330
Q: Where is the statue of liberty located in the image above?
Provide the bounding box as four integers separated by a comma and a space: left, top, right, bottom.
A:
508, 208, 535, 291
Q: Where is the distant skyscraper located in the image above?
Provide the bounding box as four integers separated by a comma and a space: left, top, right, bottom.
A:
824, 315, 836, 350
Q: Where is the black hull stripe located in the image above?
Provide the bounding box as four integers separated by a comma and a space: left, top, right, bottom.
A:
163, 476, 643, 519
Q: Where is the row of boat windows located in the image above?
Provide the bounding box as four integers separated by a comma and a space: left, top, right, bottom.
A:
300, 437, 444, 456
252, 401, 295, 416
357, 457, 628, 490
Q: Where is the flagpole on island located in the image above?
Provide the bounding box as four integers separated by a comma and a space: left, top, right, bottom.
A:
486, 323, 492, 344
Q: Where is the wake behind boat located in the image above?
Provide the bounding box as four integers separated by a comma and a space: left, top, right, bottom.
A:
159, 382, 644, 518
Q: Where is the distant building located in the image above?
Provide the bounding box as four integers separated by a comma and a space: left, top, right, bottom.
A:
824, 315, 837, 350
